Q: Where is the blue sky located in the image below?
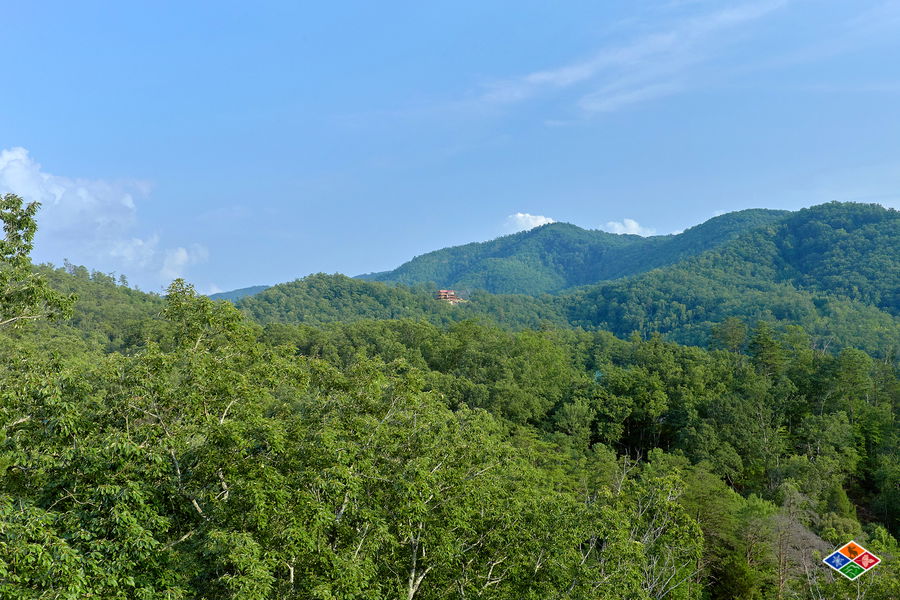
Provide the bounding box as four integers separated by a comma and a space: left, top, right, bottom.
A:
2, 0, 899, 293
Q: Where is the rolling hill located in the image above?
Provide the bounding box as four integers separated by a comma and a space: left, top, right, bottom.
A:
235, 273, 567, 330
358, 208, 789, 295
208, 285, 270, 302
239, 203, 900, 357
36, 202, 896, 357
560, 202, 900, 350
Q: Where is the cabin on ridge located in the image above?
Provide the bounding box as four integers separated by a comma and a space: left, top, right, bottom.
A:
435, 289, 464, 305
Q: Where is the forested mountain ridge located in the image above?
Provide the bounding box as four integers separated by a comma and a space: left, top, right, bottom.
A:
209, 285, 270, 302
359, 208, 789, 295
238, 272, 900, 359
561, 202, 900, 352
770, 202, 899, 314
0, 263, 165, 359
238, 203, 900, 357
3, 192, 900, 597
36, 263, 165, 351
236, 273, 568, 330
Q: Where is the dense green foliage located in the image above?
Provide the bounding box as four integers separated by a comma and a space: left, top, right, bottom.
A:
0, 194, 74, 329
238, 274, 567, 330
561, 203, 900, 355
360, 209, 788, 295
0, 262, 164, 362
3, 281, 899, 598
253, 204, 900, 358
2, 201, 899, 598
771, 203, 899, 315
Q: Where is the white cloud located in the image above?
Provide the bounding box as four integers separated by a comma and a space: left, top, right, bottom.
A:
479, 0, 789, 114
578, 82, 682, 113
111, 237, 164, 274
604, 218, 657, 236
506, 212, 556, 232
0, 147, 207, 289
0, 147, 139, 242
161, 245, 209, 281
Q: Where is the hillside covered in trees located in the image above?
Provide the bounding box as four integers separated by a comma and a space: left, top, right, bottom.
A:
358, 209, 789, 295
209, 285, 271, 302
237, 203, 900, 358
3, 193, 899, 598
560, 202, 900, 353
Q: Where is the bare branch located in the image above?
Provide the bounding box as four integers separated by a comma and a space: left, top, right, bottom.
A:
164, 530, 195, 550
219, 398, 238, 425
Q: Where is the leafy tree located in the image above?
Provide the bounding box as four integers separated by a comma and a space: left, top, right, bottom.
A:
2, 200, 900, 597
0, 193, 74, 328
710, 317, 748, 353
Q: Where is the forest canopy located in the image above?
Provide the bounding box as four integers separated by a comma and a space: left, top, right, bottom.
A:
240, 203, 900, 358
1, 197, 898, 599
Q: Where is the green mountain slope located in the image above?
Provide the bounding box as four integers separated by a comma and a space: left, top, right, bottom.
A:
561, 202, 900, 353
236, 273, 566, 330
247, 203, 900, 357
1, 264, 165, 355
771, 202, 900, 314
209, 284, 270, 301
5, 197, 899, 599
359, 208, 789, 294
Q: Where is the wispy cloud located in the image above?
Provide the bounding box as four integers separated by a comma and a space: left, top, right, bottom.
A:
478, 0, 788, 114
579, 82, 682, 113
604, 218, 657, 236
848, 0, 900, 32
0, 147, 207, 289
751, 1, 900, 72
789, 82, 900, 94
506, 212, 555, 232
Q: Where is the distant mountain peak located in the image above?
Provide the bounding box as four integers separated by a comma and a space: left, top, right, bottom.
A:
209, 285, 270, 302
238, 202, 900, 358
357, 208, 791, 295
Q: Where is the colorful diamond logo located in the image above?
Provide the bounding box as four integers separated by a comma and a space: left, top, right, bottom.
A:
823, 541, 881, 580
